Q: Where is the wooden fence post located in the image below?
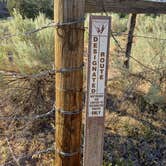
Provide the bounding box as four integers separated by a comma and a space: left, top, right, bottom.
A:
124, 13, 137, 68
54, 0, 85, 165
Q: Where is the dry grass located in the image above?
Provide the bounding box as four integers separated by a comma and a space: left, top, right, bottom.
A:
103, 76, 166, 165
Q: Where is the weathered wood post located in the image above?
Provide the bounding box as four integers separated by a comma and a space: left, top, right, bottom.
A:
84, 15, 111, 166
124, 13, 137, 68
54, 0, 85, 165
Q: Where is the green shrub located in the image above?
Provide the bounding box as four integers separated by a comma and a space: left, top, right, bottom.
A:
0, 10, 54, 74
132, 15, 166, 109
131, 14, 166, 72
7, 0, 54, 19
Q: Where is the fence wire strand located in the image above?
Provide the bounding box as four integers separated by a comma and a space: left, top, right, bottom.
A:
0, 17, 85, 42
0, 107, 55, 121
112, 32, 166, 41
0, 10, 166, 165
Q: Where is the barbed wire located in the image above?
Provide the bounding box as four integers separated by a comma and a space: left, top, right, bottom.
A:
84, 11, 165, 73
0, 17, 85, 42
0, 106, 55, 121
0, 10, 166, 164
0, 16, 165, 121
112, 32, 166, 41
109, 32, 165, 74
111, 52, 165, 74
0, 17, 165, 43
0, 65, 84, 87
0, 13, 165, 123
101, 6, 166, 106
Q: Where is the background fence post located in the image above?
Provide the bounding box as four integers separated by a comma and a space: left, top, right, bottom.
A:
124, 13, 137, 68
54, 0, 85, 165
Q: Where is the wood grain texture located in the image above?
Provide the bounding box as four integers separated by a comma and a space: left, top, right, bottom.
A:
83, 16, 111, 166
84, 118, 105, 166
54, 0, 84, 165
85, 0, 166, 13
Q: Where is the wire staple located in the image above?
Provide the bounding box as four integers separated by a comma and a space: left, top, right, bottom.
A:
56, 108, 82, 115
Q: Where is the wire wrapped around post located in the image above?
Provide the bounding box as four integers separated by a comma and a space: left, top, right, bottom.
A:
54, 0, 85, 165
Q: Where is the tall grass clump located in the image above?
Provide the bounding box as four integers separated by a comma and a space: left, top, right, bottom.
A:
131, 14, 166, 72
0, 10, 54, 74
130, 15, 166, 110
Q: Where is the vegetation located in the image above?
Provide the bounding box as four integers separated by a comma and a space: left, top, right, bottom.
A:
0, 11, 55, 165
0, 10, 54, 73
7, 0, 54, 19
132, 15, 166, 71
0, 11, 165, 165
104, 14, 166, 165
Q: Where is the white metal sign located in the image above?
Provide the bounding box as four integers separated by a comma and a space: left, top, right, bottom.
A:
87, 16, 110, 117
